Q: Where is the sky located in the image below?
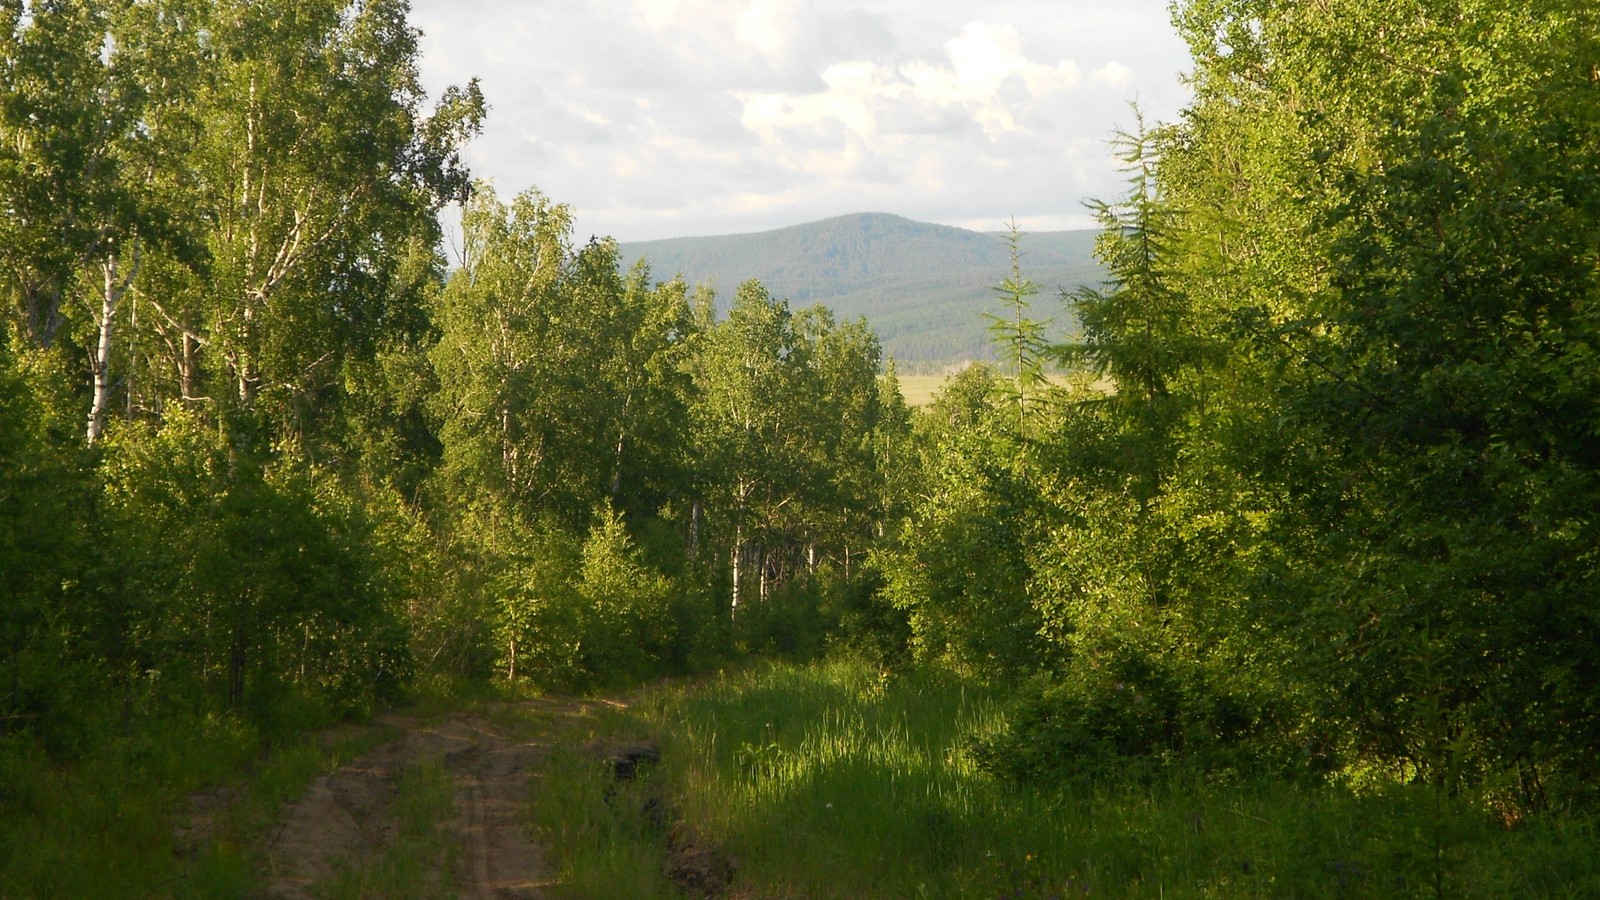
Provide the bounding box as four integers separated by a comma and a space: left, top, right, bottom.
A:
407, 0, 1194, 243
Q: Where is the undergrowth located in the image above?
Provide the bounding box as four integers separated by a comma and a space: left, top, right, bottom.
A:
574, 656, 1600, 898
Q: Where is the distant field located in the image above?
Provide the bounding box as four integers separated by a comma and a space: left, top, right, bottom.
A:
895, 374, 948, 407
893, 372, 1114, 407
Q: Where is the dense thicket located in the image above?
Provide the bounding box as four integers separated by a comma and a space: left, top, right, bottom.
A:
878, 0, 1600, 810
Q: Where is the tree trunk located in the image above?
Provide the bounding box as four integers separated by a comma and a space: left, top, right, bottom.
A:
730, 527, 743, 618
237, 360, 258, 406
181, 330, 201, 405
125, 292, 138, 419
609, 431, 625, 500
689, 499, 702, 559
19, 279, 65, 349
228, 638, 246, 707
87, 252, 137, 446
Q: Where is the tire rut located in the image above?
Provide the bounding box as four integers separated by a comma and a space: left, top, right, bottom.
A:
258, 712, 550, 898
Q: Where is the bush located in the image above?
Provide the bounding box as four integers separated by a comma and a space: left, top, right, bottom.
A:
973, 647, 1279, 784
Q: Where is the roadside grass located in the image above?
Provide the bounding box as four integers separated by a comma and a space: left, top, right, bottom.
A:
505, 694, 681, 899
0, 705, 391, 899
528, 739, 681, 899
581, 657, 1600, 898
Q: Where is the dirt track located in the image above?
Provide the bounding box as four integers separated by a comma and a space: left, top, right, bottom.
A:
259, 710, 554, 898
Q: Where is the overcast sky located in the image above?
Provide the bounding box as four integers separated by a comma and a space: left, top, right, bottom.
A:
407, 0, 1194, 243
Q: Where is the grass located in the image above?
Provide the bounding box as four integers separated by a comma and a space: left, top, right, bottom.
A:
511, 697, 681, 899
0, 703, 391, 899
528, 740, 681, 899
552, 657, 1600, 898
895, 372, 1116, 407
10, 664, 1595, 897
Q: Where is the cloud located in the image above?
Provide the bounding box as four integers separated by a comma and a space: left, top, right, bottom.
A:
1092, 61, 1134, 87
409, 0, 1192, 241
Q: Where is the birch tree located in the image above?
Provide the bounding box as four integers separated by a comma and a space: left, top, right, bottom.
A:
189, 0, 481, 441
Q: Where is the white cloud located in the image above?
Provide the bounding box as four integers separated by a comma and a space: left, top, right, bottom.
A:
735, 0, 802, 57
409, 0, 1192, 241
1092, 61, 1134, 87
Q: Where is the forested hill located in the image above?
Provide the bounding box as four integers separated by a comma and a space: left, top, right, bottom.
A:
620, 213, 1102, 369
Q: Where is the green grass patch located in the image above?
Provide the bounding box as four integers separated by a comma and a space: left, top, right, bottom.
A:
0, 705, 390, 899
518, 700, 680, 899
582, 657, 1600, 898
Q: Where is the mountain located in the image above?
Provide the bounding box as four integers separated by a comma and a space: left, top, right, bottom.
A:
618, 213, 1104, 370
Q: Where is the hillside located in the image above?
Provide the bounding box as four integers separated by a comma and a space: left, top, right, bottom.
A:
619, 213, 1103, 369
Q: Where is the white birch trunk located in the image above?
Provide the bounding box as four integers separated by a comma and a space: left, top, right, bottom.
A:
87, 251, 137, 447
730, 526, 743, 618
689, 498, 702, 559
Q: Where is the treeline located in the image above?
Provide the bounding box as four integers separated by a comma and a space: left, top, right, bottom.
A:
877, 0, 1600, 813
0, 0, 900, 758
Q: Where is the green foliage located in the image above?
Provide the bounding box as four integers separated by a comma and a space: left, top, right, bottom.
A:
486, 507, 683, 690
0, 342, 96, 753
577, 507, 678, 683
875, 366, 1049, 677
984, 221, 1051, 436
430, 184, 692, 528
687, 278, 889, 627
1149, 0, 1600, 798
883, 0, 1600, 817
99, 411, 412, 717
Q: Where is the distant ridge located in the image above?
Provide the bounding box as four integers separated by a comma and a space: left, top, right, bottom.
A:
619, 213, 1103, 369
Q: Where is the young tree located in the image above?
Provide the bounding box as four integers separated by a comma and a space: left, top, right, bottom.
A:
984, 222, 1049, 438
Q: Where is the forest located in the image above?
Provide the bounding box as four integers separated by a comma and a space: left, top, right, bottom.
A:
2, 0, 1599, 896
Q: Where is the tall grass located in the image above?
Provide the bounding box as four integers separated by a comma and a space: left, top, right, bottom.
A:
607, 658, 1600, 898
527, 739, 680, 899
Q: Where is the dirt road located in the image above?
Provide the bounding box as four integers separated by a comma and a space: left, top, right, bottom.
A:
258, 709, 557, 898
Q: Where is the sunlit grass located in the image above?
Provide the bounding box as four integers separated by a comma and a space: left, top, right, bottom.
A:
607, 658, 1600, 898
523, 704, 680, 899
896, 374, 949, 407
897, 372, 1115, 407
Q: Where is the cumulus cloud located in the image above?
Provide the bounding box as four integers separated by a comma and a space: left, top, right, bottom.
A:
409, 0, 1191, 241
